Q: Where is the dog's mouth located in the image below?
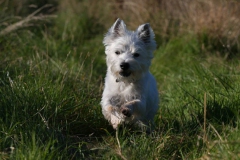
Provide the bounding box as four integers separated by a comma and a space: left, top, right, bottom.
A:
119, 71, 131, 77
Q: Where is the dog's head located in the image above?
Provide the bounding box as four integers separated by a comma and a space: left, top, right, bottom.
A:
103, 18, 156, 83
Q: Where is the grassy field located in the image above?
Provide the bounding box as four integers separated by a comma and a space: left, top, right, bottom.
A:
1, 0, 240, 159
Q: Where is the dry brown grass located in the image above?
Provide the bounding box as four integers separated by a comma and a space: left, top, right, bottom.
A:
170, 0, 240, 43
0, 4, 56, 36
2, 0, 240, 51
60, 0, 240, 50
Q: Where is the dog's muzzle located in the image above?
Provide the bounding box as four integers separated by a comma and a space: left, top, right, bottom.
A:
119, 71, 131, 77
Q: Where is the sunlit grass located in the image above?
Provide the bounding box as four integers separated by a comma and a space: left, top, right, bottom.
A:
1, 0, 240, 159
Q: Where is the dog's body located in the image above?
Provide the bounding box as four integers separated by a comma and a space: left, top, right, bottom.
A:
101, 18, 159, 130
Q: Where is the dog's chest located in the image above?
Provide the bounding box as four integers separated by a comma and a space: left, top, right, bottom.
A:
109, 83, 140, 107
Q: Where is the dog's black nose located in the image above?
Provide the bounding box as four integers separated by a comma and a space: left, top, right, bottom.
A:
120, 62, 129, 70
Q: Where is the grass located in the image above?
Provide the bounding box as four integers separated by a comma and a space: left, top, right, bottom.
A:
1, 0, 240, 159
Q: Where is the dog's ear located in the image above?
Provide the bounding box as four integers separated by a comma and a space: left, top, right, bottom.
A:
137, 23, 156, 51
111, 18, 126, 37
103, 18, 126, 46
137, 23, 153, 43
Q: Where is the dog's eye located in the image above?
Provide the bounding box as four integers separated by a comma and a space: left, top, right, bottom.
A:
115, 51, 120, 55
133, 53, 140, 57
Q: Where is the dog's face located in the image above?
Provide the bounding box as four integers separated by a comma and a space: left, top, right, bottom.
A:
103, 19, 156, 83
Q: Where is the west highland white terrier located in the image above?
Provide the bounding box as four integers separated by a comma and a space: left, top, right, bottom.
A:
101, 18, 159, 131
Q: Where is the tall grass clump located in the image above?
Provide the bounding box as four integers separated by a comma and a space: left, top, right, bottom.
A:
0, 42, 108, 159
1, 0, 240, 159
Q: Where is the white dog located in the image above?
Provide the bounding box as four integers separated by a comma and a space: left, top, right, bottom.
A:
101, 18, 159, 131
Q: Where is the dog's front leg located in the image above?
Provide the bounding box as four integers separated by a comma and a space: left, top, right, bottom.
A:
120, 99, 146, 118
101, 104, 123, 129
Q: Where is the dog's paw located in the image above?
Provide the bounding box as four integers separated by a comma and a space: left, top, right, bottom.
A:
110, 114, 122, 129
120, 107, 132, 117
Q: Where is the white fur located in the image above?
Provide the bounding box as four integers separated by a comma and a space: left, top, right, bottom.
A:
101, 18, 159, 130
